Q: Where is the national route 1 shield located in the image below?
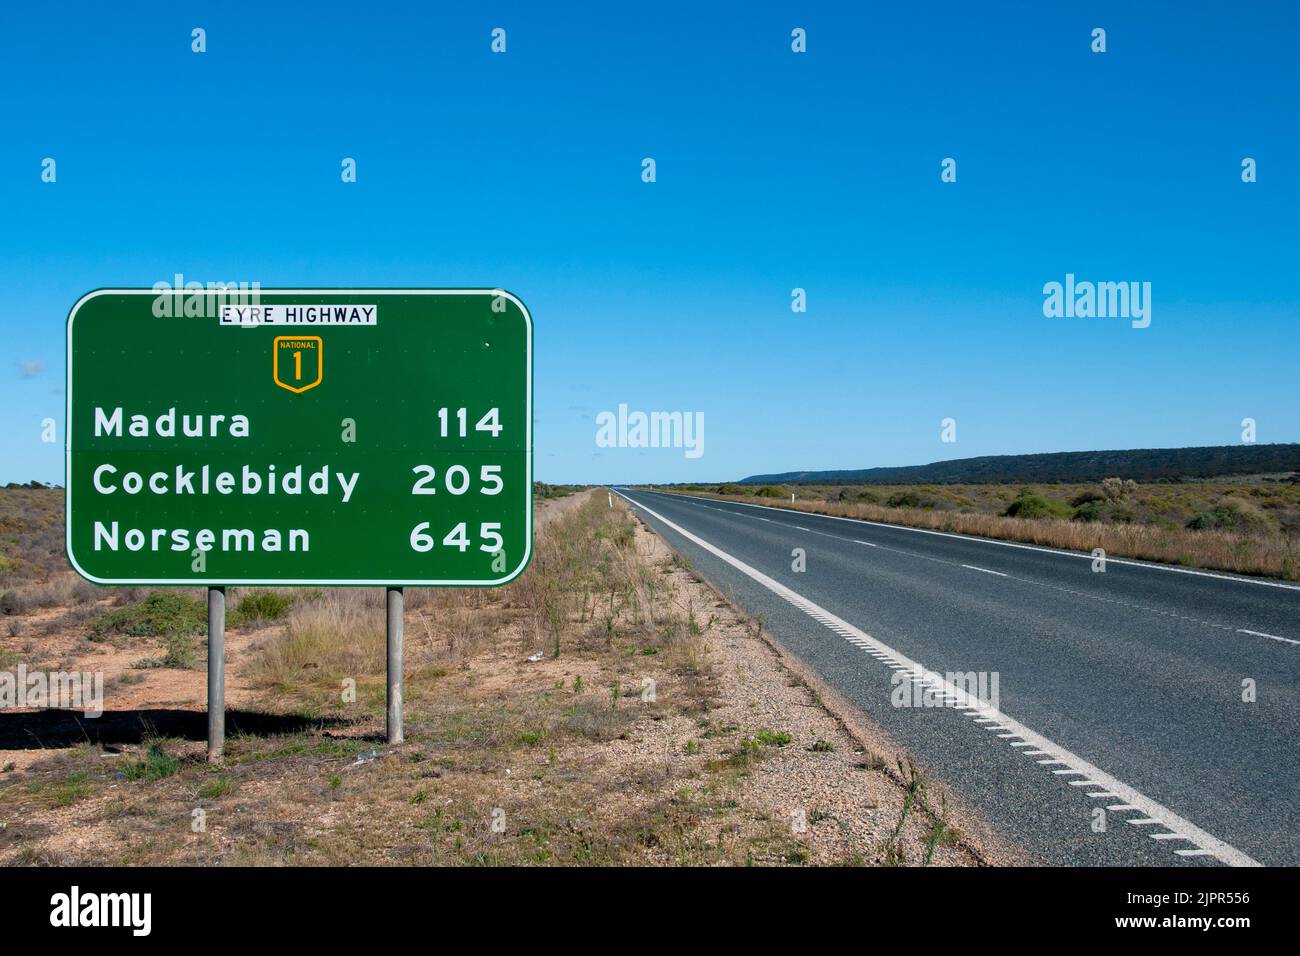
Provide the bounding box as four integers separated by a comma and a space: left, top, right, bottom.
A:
65, 288, 532, 586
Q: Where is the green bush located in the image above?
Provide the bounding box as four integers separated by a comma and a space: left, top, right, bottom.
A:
1187, 506, 1239, 531
754, 486, 789, 498
885, 490, 942, 509
124, 741, 180, 782
1003, 492, 1072, 520
1071, 501, 1105, 523
886, 490, 923, 508
232, 589, 292, 625
715, 484, 747, 496
1071, 500, 1134, 524
93, 592, 206, 638
1186, 500, 1269, 533
0, 590, 27, 615
131, 632, 200, 670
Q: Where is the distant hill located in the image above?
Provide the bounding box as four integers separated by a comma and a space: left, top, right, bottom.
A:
740, 444, 1300, 486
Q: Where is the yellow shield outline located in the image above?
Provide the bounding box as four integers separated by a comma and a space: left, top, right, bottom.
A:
273, 335, 323, 393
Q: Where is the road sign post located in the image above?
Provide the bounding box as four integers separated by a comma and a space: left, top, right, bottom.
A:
207, 587, 225, 762
386, 586, 403, 744
67, 288, 533, 758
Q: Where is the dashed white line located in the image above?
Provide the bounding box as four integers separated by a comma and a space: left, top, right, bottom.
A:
636, 488, 1300, 592
962, 564, 1008, 577
617, 489, 1261, 868
634, 490, 1297, 648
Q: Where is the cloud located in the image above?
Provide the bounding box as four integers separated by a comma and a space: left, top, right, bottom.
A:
16, 360, 46, 379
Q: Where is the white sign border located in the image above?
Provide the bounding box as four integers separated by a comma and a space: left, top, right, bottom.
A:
65, 288, 533, 587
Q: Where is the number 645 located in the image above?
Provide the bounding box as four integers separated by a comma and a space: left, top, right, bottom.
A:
409, 521, 502, 554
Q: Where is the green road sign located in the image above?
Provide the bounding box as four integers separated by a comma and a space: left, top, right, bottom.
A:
66, 289, 532, 586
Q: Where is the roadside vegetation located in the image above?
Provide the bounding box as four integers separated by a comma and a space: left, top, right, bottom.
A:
0, 487, 979, 866
532, 481, 585, 500
662, 475, 1300, 580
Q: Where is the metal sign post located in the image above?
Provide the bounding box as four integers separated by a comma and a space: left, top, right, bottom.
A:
386, 586, 404, 744
207, 586, 226, 761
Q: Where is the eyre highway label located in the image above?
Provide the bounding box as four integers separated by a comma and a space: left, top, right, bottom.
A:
66, 289, 532, 586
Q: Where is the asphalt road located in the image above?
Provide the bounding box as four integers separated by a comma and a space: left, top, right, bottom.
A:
616, 488, 1300, 867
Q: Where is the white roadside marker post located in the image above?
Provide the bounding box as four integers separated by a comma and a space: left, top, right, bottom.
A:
387, 586, 404, 744
207, 586, 226, 762
608, 490, 613, 508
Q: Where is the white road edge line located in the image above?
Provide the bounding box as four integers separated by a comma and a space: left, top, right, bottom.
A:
962, 564, 1008, 577
635, 489, 1300, 593
1236, 628, 1300, 647
615, 489, 1261, 868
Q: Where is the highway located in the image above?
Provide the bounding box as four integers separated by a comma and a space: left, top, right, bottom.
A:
616, 488, 1300, 867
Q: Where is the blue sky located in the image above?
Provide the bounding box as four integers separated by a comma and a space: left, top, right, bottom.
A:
2, 1, 1297, 485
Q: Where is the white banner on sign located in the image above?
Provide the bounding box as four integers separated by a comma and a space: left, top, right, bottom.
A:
219, 304, 378, 327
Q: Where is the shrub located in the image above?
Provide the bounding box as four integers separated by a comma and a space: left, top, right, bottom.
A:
1186, 499, 1271, 534
232, 589, 292, 625
1101, 477, 1138, 503
0, 589, 28, 616
124, 741, 180, 782
532, 482, 574, 500
715, 484, 747, 496
160, 633, 200, 668
92, 592, 206, 638
1070, 490, 1106, 508
131, 632, 200, 670
1004, 492, 1072, 520
1071, 501, 1105, 523
886, 491, 923, 508
754, 486, 788, 498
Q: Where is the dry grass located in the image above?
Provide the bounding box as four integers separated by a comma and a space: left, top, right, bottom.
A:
247, 592, 387, 694
0, 488, 989, 867
664, 482, 1300, 581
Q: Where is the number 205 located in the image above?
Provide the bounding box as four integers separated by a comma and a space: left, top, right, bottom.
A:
409, 521, 503, 554
411, 464, 503, 495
